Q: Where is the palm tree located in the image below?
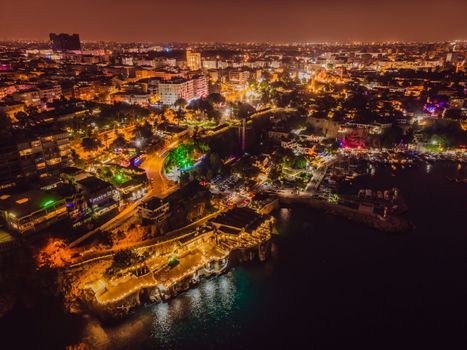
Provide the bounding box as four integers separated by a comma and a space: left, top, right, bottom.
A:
174, 98, 187, 111
174, 98, 187, 125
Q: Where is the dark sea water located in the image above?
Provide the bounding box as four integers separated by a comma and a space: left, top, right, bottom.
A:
2, 162, 467, 350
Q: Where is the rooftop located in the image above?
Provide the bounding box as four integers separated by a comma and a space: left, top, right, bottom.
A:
77, 176, 113, 193
141, 196, 165, 211
211, 207, 264, 233
0, 189, 65, 218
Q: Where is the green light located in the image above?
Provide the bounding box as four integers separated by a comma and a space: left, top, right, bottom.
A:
168, 256, 179, 267
42, 199, 55, 208
113, 172, 125, 185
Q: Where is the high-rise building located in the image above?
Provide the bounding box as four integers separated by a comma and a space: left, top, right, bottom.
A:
186, 50, 202, 71
158, 76, 208, 105
229, 69, 250, 86
0, 130, 72, 190
49, 33, 81, 51
158, 78, 194, 105
192, 75, 209, 98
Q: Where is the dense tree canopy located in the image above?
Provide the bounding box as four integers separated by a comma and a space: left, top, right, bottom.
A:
81, 137, 102, 151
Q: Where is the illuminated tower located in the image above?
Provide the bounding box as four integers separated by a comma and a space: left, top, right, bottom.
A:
186, 50, 202, 71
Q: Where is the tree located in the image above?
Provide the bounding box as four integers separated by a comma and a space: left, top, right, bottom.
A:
208, 109, 222, 123
419, 122, 465, 148
209, 152, 223, 174
15, 111, 28, 124
99, 166, 113, 179
207, 93, 225, 105
269, 163, 282, 183
179, 171, 191, 185
110, 134, 127, 149
187, 98, 214, 116
174, 98, 187, 110
235, 102, 255, 120
165, 142, 195, 171
0, 112, 11, 129
133, 122, 153, 141
115, 249, 137, 268
36, 238, 72, 268
81, 137, 102, 151
105, 249, 140, 277
195, 140, 209, 153
380, 125, 404, 148
231, 157, 260, 178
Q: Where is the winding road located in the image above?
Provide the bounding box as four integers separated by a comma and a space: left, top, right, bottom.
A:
69, 139, 181, 248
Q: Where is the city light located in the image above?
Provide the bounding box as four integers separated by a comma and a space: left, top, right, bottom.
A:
0, 11, 465, 349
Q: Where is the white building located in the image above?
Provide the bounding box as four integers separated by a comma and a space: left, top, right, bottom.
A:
158, 76, 208, 105
159, 79, 194, 105
202, 60, 218, 70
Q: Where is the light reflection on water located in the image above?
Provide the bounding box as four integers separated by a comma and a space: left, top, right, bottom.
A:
279, 207, 290, 221
149, 273, 237, 349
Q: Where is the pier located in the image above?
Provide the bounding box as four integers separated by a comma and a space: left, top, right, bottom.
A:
279, 193, 412, 233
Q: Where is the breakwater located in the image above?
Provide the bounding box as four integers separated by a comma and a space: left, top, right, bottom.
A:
279, 196, 412, 233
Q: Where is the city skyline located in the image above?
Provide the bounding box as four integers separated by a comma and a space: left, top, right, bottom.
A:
0, 4, 465, 349
1, 0, 467, 42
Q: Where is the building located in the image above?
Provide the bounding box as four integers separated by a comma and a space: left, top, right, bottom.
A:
155, 123, 189, 141
111, 91, 151, 106
158, 76, 208, 105
0, 190, 68, 233
210, 207, 272, 236
72, 84, 96, 100
249, 193, 279, 215
0, 130, 72, 191
138, 197, 170, 224
192, 75, 209, 98
229, 69, 250, 86
38, 83, 62, 102
49, 33, 81, 51
0, 134, 22, 191
11, 89, 41, 106
158, 78, 194, 105
0, 83, 16, 100
202, 59, 217, 70
75, 176, 119, 217
139, 181, 211, 233
17, 130, 73, 177
186, 50, 202, 71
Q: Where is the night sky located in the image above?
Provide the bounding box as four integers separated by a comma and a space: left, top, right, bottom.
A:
1, 0, 466, 42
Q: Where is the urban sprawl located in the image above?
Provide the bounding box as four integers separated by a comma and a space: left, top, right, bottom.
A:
0, 35, 465, 321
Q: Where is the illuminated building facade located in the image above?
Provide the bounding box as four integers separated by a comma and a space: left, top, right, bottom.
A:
158, 76, 207, 105
38, 84, 62, 102
229, 69, 250, 86
0, 190, 68, 233
186, 50, 202, 71
75, 176, 119, 216
0, 131, 72, 191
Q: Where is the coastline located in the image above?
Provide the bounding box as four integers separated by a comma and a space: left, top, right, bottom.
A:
62, 215, 274, 320
279, 195, 413, 233
86, 241, 271, 320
